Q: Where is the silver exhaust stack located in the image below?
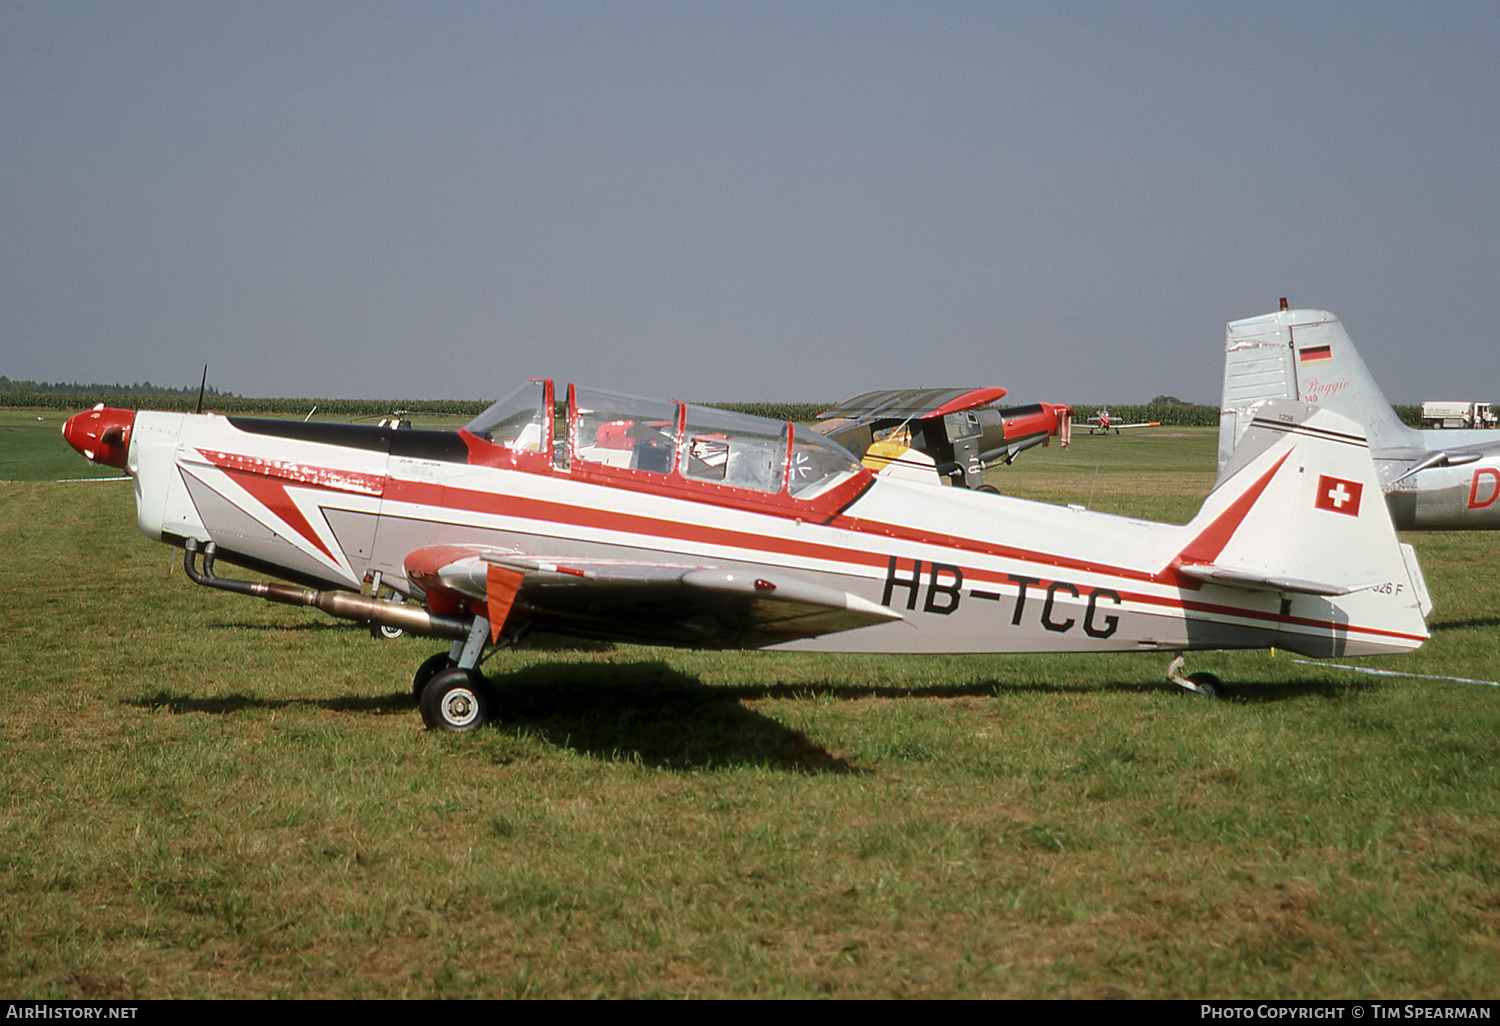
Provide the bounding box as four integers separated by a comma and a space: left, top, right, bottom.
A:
183, 539, 471, 640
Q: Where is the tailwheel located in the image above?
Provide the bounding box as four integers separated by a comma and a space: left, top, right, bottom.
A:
1166, 656, 1227, 698
1185, 672, 1225, 699
419, 668, 498, 732
412, 651, 454, 699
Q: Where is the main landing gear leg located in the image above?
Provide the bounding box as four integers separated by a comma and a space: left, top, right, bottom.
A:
1166, 655, 1225, 699
409, 632, 471, 701
418, 616, 502, 733
414, 617, 533, 733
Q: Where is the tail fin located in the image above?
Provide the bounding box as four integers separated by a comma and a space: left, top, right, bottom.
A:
1181, 399, 1428, 656
1218, 308, 1421, 478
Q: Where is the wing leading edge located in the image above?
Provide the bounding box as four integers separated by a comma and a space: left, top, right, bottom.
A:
818, 386, 1009, 426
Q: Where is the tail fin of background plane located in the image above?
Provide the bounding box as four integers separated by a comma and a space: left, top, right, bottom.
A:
1218, 308, 1422, 477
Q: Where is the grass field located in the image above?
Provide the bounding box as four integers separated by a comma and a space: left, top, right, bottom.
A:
1, 410, 1497, 998
0, 410, 127, 483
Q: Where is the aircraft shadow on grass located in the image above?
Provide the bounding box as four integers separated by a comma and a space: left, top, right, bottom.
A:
198, 619, 1397, 702
207, 618, 1400, 695
1192, 678, 1379, 702
125, 661, 861, 774
472, 653, 1376, 706
1428, 616, 1500, 633
123, 653, 1373, 773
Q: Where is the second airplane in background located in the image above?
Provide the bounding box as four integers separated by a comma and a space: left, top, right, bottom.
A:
813, 387, 1072, 490
1219, 304, 1500, 530
1086, 408, 1160, 435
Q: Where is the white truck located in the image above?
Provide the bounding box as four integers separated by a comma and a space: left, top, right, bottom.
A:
1421, 401, 1497, 429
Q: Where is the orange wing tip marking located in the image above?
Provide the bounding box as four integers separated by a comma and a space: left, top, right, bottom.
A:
485, 564, 526, 643
927, 387, 1008, 419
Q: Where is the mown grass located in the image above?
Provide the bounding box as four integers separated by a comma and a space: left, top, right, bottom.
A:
1, 415, 1497, 998
0, 410, 128, 482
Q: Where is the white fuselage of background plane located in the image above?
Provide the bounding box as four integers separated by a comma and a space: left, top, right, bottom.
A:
1220, 308, 1500, 530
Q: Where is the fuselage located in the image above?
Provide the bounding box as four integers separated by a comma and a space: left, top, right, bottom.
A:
64, 382, 1428, 661
1380, 448, 1500, 530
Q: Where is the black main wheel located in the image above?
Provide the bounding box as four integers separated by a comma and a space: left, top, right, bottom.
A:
412, 651, 455, 700
420, 668, 498, 732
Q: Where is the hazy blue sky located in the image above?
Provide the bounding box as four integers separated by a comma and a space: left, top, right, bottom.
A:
3, 1, 1497, 404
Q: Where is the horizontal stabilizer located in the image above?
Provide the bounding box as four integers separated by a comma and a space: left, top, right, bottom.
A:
1175, 563, 1364, 597
1389, 449, 1483, 485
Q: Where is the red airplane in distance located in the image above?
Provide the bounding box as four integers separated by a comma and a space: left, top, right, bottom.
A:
1087, 407, 1161, 435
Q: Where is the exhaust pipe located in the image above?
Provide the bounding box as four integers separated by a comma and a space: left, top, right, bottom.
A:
183, 539, 471, 640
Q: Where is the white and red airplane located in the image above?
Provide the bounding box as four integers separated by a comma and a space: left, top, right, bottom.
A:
1087, 408, 1161, 434
63, 381, 1429, 731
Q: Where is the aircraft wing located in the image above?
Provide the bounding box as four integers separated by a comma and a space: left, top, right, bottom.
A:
1388, 445, 1500, 484
404, 547, 902, 648
817, 387, 1009, 430
1090, 418, 1161, 430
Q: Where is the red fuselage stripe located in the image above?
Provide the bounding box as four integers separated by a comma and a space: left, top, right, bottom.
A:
381, 475, 1421, 644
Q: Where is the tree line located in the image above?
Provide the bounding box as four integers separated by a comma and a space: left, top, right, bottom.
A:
0, 376, 235, 397
0, 386, 1426, 428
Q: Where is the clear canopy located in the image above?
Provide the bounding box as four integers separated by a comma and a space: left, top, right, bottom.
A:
573, 387, 680, 474
467, 381, 864, 499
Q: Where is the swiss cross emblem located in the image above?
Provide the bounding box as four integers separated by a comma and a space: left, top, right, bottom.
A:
1314, 474, 1363, 516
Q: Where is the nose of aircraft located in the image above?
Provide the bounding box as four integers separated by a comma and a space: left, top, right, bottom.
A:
63, 404, 136, 469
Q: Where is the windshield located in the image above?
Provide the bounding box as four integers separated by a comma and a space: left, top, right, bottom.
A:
465, 381, 549, 453
788, 424, 864, 498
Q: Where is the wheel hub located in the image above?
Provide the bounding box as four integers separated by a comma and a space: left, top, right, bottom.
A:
442, 689, 479, 726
